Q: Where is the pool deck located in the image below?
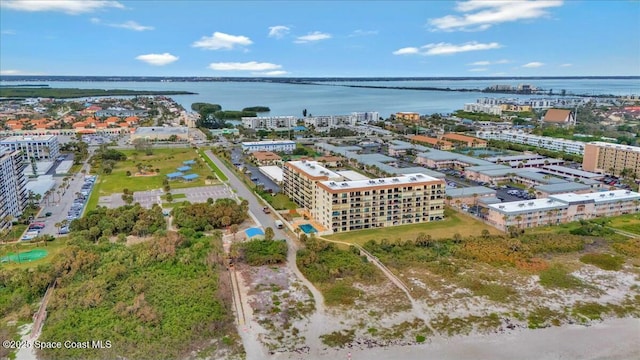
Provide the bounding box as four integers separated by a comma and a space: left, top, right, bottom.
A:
291, 209, 327, 233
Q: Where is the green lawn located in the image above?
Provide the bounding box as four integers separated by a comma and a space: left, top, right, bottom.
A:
0, 238, 67, 270
608, 213, 640, 234
258, 192, 298, 210
326, 209, 501, 245
0, 224, 27, 242
197, 149, 228, 181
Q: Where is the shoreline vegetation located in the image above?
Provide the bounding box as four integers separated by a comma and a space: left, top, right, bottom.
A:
0, 87, 196, 99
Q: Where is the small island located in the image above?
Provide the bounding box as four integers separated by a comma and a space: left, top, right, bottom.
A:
0, 87, 196, 99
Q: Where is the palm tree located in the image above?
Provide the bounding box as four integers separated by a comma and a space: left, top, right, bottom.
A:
229, 224, 239, 240
515, 215, 523, 229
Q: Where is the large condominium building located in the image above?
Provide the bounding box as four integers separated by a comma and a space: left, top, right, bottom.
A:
0, 149, 27, 230
315, 174, 446, 233
463, 103, 502, 116
241, 116, 297, 130
475, 130, 585, 155
583, 142, 640, 178
486, 190, 640, 231
351, 112, 380, 123
241, 140, 296, 153
282, 160, 342, 214
0, 135, 60, 161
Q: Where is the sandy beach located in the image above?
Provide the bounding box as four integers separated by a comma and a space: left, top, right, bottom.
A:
274, 318, 640, 360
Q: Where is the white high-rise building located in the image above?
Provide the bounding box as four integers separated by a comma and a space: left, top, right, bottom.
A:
0, 148, 27, 230
0, 135, 61, 161
241, 116, 297, 130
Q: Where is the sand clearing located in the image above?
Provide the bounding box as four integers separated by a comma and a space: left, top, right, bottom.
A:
281, 318, 640, 360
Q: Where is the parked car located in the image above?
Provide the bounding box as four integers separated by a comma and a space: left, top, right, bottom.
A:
263, 206, 271, 214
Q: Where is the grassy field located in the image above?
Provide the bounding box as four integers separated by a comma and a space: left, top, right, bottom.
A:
258, 192, 298, 210
607, 213, 640, 234
326, 209, 501, 245
0, 238, 67, 270
197, 149, 228, 181
0, 224, 27, 242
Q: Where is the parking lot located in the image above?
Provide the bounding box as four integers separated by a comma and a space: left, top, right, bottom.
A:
97, 186, 232, 209
172, 185, 232, 203
231, 147, 280, 193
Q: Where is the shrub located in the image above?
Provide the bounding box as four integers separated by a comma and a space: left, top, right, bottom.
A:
238, 239, 287, 266
579, 253, 625, 271
539, 265, 583, 289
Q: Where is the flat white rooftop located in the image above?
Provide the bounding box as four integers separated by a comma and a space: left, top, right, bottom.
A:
1, 135, 57, 142
489, 198, 567, 214
550, 190, 640, 204
336, 170, 370, 181
589, 141, 640, 153
320, 173, 442, 190
287, 160, 341, 179
258, 166, 283, 183
242, 140, 295, 146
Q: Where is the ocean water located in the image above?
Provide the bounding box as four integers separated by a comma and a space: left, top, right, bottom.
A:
1, 79, 638, 118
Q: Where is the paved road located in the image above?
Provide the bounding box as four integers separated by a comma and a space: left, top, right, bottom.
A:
202, 149, 327, 360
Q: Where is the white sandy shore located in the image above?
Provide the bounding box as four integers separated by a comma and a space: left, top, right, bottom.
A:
275, 318, 640, 360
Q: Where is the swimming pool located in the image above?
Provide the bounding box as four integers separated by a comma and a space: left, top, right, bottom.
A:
299, 224, 318, 234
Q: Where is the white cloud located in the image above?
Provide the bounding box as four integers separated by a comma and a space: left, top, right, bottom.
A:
560, 63, 573, 67
252, 70, 289, 76
467, 59, 510, 66
0, 69, 43, 75
1, 29, 16, 35
135, 53, 179, 66
392, 47, 420, 55
349, 29, 379, 37
208, 61, 282, 71
468, 68, 488, 72
268, 25, 290, 38
394, 41, 502, 56
1, 0, 124, 14
90, 17, 101, 24
429, 0, 563, 32
109, 21, 154, 31
294, 31, 331, 43
192, 32, 252, 50
522, 62, 545, 68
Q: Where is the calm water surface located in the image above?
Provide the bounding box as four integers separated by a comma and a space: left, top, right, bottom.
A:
2, 79, 638, 118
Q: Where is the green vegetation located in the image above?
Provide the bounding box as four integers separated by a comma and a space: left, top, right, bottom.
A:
89, 148, 213, 198
527, 307, 566, 329
459, 278, 517, 302
297, 235, 379, 306
539, 265, 584, 289
172, 199, 248, 231
235, 239, 287, 266
214, 110, 257, 119
191, 102, 222, 112
197, 149, 228, 181
453, 110, 501, 122
71, 204, 166, 239
0, 224, 27, 243
572, 302, 608, 321
242, 106, 270, 112
0, 238, 67, 270
579, 253, 625, 271
256, 190, 298, 210
607, 213, 640, 235
36, 231, 240, 359
319, 329, 355, 347
0, 87, 195, 99
326, 209, 500, 245
488, 139, 583, 162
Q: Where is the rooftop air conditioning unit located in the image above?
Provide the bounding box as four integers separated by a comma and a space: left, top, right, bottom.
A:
341, 182, 348, 187
379, 179, 385, 183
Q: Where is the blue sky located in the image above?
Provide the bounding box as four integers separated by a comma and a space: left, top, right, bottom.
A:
1, 0, 639, 77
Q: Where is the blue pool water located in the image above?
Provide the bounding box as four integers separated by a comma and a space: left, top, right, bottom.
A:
299, 224, 318, 234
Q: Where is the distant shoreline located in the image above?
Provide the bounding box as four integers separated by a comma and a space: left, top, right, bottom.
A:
0, 87, 197, 99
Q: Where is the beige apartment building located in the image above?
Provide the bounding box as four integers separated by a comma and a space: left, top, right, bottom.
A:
486, 190, 640, 231
315, 174, 446, 233
282, 160, 342, 215
583, 142, 640, 178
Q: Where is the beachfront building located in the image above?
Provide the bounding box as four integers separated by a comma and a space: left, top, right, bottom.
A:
303, 115, 353, 129
130, 127, 190, 141
241, 116, 297, 130
282, 160, 343, 213
441, 133, 488, 148
583, 142, 640, 178
315, 173, 445, 233
241, 140, 296, 153
0, 148, 27, 230
351, 112, 380, 124
0, 135, 60, 161
486, 190, 640, 231
409, 135, 454, 150
475, 130, 586, 155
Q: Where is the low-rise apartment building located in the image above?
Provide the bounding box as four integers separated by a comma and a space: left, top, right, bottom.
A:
475, 130, 585, 155
0, 135, 60, 161
250, 151, 282, 166
315, 173, 445, 233
241, 116, 297, 130
0, 148, 27, 230
463, 103, 502, 115
583, 142, 640, 178
241, 140, 296, 153
409, 135, 453, 150
441, 133, 487, 148
395, 112, 420, 122
487, 190, 640, 231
